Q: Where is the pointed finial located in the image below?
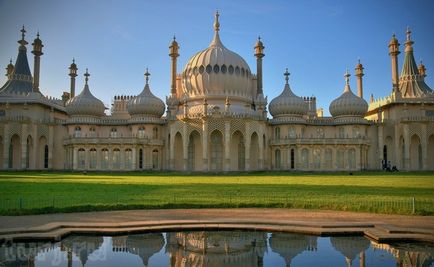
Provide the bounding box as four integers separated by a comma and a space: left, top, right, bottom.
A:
214, 10, 220, 32
344, 69, 350, 85
36, 31, 40, 39
84, 68, 90, 84
144, 68, 150, 84
258, 36, 261, 41
284, 68, 290, 84
72, 58, 75, 64
21, 25, 26, 40
9, 58, 12, 64
406, 26, 411, 41
358, 58, 361, 64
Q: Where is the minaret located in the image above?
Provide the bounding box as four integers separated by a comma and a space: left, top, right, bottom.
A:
5, 59, 14, 80
169, 36, 179, 96
388, 33, 400, 91
69, 59, 78, 98
31, 32, 43, 92
418, 60, 426, 78
355, 59, 364, 98
254, 36, 265, 96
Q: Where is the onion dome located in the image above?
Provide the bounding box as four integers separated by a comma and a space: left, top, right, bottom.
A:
330, 236, 369, 267
65, 69, 105, 117
329, 70, 368, 118
128, 69, 165, 117
181, 11, 253, 101
269, 69, 308, 117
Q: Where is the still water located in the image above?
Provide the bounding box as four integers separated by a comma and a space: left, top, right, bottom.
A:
0, 231, 433, 267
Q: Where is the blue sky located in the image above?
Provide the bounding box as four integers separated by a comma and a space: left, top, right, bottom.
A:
0, 0, 433, 115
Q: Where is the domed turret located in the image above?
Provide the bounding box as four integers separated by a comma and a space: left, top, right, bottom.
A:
128, 69, 165, 118
181, 11, 253, 102
65, 69, 105, 117
269, 69, 308, 118
329, 70, 368, 119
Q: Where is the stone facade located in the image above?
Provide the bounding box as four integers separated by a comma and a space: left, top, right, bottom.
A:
1, 18, 433, 172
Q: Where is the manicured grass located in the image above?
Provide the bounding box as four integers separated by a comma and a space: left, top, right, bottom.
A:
0, 171, 433, 215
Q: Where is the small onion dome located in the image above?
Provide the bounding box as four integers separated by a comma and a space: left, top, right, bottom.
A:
128, 69, 165, 117
329, 71, 368, 118
66, 69, 105, 117
269, 69, 308, 117
389, 33, 399, 46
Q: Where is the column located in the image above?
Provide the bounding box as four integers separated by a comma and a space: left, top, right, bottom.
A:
3, 125, 9, 169
31, 125, 37, 169
72, 147, 78, 170
96, 147, 101, 170
202, 121, 208, 171
244, 122, 251, 171
21, 124, 28, 170
183, 123, 188, 170
403, 124, 410, 170
356, 145, 362, 170
120, 146, 125, 170
258, 130, 264, 170
48, 125, 54, 169
224, 121, 230, 171
131, 146, 136, 170
378, 125, 384, 169
169, 129, 175, 170
421, 124, 428, 170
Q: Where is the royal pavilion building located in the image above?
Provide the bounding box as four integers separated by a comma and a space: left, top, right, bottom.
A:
0, 12, 433, 172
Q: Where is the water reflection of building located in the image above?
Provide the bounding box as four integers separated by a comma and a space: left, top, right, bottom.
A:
166, 231, 267, 267
112, 233, 165, 266
0, 241, 53, 267
269, 233, 317, 266
371, 241, 434, 267
330, 236, 370, 267
60, 235, 103, 266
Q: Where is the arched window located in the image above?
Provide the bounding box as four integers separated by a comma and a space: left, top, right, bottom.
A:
110, 128, 118, 138
301, 148, 309, 169
112, 149, 120, 169
338, 127, 345, 139
383, 145, 388, 163
89, 127, 96, 137
348, 148, 356, 169
290, 148, 295, 169
74, 126, 81, 138
325, 149, 332, 169
138, 127, 145, 138
313, 149, 321, 169
288, 127, 296, 139
274, 149, 281, 169
188, 135, 195, 171
238, 140, 245, 171
78, 148, 85, 169
125, 149, 132, 170
353, 127, 360, 138
337, 149, 345, 169
153, 127, 158, 139
101, 149, 109, 169
210, 131, 223, 171
274, 127, 280, 140
89, 148, 97, 169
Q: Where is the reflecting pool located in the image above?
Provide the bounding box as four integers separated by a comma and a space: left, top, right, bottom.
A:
0, 231, 433, 266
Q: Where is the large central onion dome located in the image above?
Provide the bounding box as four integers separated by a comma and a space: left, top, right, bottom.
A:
269, 69, 308, 118
181, 11, 253, 102
128, 69, 165, 117
329, 71, 368, 118
66, 69, 105, 117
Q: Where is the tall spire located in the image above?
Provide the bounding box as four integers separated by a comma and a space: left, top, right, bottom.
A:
355, 59, 364, 98
255, 36, 265, 95
169, 36, 179, 96
69, 59, 78, 98
32, 32, 44, 92
344, 69, 351, 93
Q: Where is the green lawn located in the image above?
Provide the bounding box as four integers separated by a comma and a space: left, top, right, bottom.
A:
0, 171, 433, 215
